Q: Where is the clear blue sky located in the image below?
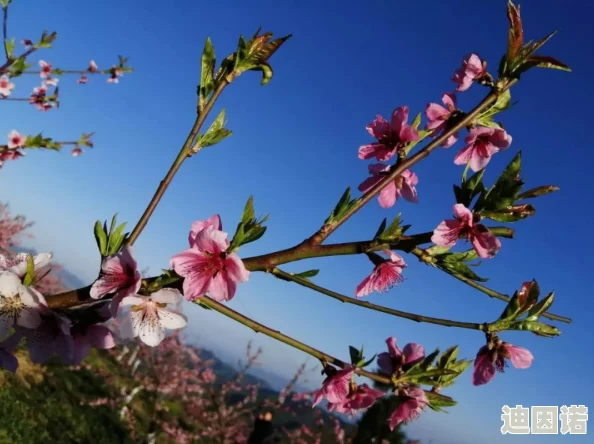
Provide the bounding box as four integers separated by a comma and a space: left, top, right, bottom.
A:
1, 0, 593, 442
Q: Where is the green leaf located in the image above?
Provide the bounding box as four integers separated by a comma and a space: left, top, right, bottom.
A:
520, 55, 571, 72
478, 89, 512, 121
442, 249, 479, 263
107, 222, 127, 256
480, 204, 535, 223
109, 214, 118, 237
357, 354, 377, 369
475, 117, 502, 129
509, 320, 560, 337
249, 63, 273, 85
325, 187, 355, 224
349, 346, 361, 365
425, 391, 457, 411
455, 169, 486, 208
526, 292, 555, 320
234, 35, 249, 70
8, 57, 30, 77
293, 269, 320, 279
22, 255, 36, 287
499, 292, 521, 321
377, 213, 407, 242
373, 218, 387, 240
476, 151, 523, 212
411, 112, 422, 130
198, 108, 233, 149
403, 129, 432, 156
5, 38, 15, 59
199, 37, 216, 105
242, 195, 256, 224
518, 185, 559, 200
94, 220, 107, 256
506, 0, 524, 63
1, 0, 12, 9
426, 245, 451, 256
439, 260, 488, 282
437, 346, 459, 369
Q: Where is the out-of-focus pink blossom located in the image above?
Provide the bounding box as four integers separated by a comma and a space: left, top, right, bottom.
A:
39, 60, 52, 78
71, 147, 83, 156
358, 106, 419, 161
0, 75, 15, 97
7, 130, 26, 149
358, 164, 419, 208
431, 203, 501, 259
454, 126, 512, 172
108, 67, 123, 83
88, 60, 98, 72
356, 250, 407, 297
21, 311, 74, 364
71, 324, 116, 364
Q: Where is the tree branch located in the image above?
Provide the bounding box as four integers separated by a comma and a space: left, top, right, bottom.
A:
272, 267, 490, 331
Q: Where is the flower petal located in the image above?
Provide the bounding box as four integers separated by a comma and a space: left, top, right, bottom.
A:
505, 344, 534, 369
151, 288, 182, 305
157, 308, 188, 330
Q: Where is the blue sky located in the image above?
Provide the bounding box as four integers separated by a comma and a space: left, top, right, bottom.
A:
1, 0, 593, 442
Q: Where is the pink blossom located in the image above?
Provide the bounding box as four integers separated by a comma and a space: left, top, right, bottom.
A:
29, 85, 53, 111
0, 250, 52, 278
170, 225, 250, 302
188, 214, 222, 247
20, 311, 74, 364
7, 130, 26, 149
39, 60, 52, 78
358, 106, 419, 161
431, 203, 501, 259
0, 75, 15, 97
327, 383, 385, 416
77, 74, 88, 84
452, 54, 487, 92
358, 164, 419, 208
108, 67, 122, 83
90, 246, 142, 316
377, 337, 425, 375
355, 250, 407, 297
71, 147, 83, 156
21, 39, 33, 49
473, 341, 533, 386
88, 60, 98, 72
71, 324, 116, 364
454, 126, 512, 172
0, 149, 24, 165
388, 386, 428, 430
121, 289, 188, 347
44, 76, 59, 87
425, 93, 459, 148
0, 271, 48, 337
312, 367, 353, 407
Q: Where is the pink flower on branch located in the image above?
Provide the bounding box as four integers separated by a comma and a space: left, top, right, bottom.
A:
312, 366, 354, 407
356, 250, 407, 297
358, 164, 419, 208
170, 224, 250, 302
21, 39, 33, 49
188, 214, 222, 247
122, 288, 188, 347
452, 53, 487, 92
358, 106, 419, 162
7, 130, 26, 149
90, 246, 142, 316
327, 383, 385, 416
39, 60, 53, 78
472, 340, 533, 386
71, 147, 83, 156
0, 75, 15, 97
425, 93, 459, 148
454, 127, 512, 172
377, 337, 425, 375
88, 60, 98, 73
389, 386, 428, 430
108, 67, 123, 83
431, 203, 501, 259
